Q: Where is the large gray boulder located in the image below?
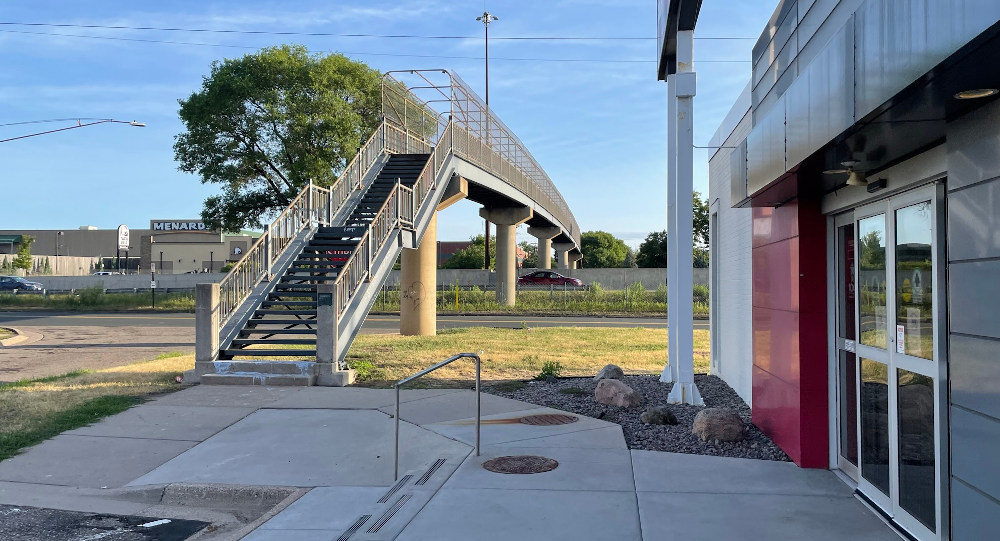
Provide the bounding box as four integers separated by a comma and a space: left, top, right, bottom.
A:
594, 364, 625, 381
595, 379, 643, 408
692, 408, 746, 442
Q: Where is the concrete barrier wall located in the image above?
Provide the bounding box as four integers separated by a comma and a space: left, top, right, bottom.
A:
3, 256, 100, 277
25, 273, 227, 291
384, 268, 707, 289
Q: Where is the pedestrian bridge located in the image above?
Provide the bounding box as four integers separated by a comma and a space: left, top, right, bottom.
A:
189, 70, 581, 385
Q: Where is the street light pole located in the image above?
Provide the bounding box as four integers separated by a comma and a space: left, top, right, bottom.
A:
477, 11, 498, 271
0, 118, 145, 143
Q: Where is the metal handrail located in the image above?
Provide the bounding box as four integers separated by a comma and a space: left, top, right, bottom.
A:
394, 352, 481, 480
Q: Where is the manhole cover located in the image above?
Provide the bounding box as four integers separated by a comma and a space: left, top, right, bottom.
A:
519, 414, 579, 426
482, 455, 559, 474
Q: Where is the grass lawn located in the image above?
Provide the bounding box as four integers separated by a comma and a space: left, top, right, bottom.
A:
0, 352, 192, 461
0, 328, 14, 341
347, 326, 710, 387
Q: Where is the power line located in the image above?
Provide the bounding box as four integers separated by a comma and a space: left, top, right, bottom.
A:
0, 21, 756, 41
0, 28, 751, 64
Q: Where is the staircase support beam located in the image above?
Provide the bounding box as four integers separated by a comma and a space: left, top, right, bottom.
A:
480, 206, 532, 306
400, 213, 438, 336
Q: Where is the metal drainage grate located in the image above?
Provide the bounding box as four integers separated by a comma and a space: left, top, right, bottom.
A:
519, 414, 579, 426
482, 455, 559, 474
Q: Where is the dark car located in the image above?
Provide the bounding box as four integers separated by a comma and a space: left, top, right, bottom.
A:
0, 276, 44, 292
517, 270, 583, 287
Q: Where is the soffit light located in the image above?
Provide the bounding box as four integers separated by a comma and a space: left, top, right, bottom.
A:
954, 88, 999, 100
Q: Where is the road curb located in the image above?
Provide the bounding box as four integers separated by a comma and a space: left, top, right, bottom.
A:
0, 327, 44, 347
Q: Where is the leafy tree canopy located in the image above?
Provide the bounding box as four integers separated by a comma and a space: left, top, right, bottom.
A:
174, 45, 382, 231
580, 231, 628, 268
636, 231, 667, 268
636, 191, 711, 267
442, 235, 495, 269
13, 235, 34, 271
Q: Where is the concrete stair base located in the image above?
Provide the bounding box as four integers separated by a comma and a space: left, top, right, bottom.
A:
184, 360, 355, 387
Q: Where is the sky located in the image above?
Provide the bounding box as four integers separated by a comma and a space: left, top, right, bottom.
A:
0, 0, 776, 249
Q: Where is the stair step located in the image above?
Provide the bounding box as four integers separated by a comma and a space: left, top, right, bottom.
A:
222, 348, 318, 358
231, 338, 317, 346
201, 373, 315, 386
254, 309, 316, 316
240, 328, 317, 335
273, 285, 318, 291
245, 319, 317, 326
279, 277, 339, 283
268, 292, 317, 300
286, 266, 340, 273
261, 300, 317, 308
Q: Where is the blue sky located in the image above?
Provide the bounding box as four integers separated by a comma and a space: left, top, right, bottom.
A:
0, 1, 775, 248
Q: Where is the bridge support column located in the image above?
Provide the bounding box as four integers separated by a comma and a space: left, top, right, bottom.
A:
553, 243, 574, 270
399, 174, 468, 336
480, 206, 533, 306
569, 252, 584, 269
400, 213, 438, 336
527, 226, 559, 269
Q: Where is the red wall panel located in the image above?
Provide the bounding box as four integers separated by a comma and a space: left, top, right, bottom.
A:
751, 199, 829, 468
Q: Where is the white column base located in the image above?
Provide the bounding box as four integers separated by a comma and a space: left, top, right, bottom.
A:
667, 381, 704, 406
659, 365, 675, 383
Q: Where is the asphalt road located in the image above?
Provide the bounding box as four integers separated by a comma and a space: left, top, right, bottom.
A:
0, 312, 707, 331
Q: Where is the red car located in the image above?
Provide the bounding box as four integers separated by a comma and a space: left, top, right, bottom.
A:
517, 271, 582, 287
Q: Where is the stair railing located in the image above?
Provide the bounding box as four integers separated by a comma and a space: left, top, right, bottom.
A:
217, 120, 396, 328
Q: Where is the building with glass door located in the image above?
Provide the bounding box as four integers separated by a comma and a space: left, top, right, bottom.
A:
686, 1, 1000, 539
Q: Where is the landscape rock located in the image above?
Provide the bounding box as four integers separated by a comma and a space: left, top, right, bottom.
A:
640, 406, 678, 425
595, 379, 643, 408
692, 408, 746, 442
594, 364, 625, 381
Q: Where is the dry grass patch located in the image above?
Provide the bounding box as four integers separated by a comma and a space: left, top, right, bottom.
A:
0, 352, 194, 460
347, 326, 710, 387
0, 328, 14, 341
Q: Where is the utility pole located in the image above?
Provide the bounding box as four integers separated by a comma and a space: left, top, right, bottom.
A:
477, 11, 498, 271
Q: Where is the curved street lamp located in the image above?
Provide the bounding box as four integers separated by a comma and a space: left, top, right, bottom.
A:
0, 118, 145, 143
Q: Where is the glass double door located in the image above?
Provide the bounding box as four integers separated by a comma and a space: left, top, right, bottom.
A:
833, 185, 945, 540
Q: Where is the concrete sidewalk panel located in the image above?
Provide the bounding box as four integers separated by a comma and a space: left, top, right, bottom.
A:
128, 409, 471, 488
636, 492, 900, 540
0, 435, 196, 489
254, 486, 385, 532
631, 450, 849, 496
243, 529, 339, 541
423, 407, 620, 447
445, 446, 635, 493
396, 488, 641, 541
380, 391, 537, 425
64, 405, 255, 442
147, 385, 301, 408
488, 425, 627, 449
265, 387, 463, 410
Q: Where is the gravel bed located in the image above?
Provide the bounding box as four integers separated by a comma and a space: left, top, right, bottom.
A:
486, 373, 790, 462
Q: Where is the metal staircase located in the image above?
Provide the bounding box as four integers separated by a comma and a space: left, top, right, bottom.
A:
217, 154, 430, 367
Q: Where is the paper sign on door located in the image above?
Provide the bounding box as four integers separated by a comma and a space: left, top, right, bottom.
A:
896, 325, 905, 354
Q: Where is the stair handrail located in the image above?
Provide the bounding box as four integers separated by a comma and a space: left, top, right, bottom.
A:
217, 121, 393, 328
394, 352, 481, 480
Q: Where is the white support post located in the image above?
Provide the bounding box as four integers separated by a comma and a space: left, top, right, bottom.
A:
662, 71, 678, 385
665, 30, 703, 406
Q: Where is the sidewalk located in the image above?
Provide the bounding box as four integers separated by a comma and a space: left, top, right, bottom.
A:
0, 385, 901, 540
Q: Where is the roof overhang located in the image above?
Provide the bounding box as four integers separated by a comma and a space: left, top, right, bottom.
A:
657, 0, 702, 80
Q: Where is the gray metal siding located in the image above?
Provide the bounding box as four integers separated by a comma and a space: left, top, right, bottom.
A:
947, 182, 1000, 261
951, 480, 1000, 541
949, 261, 1000, 340
950, 407, 1000, 501
950, 334, 1000, 420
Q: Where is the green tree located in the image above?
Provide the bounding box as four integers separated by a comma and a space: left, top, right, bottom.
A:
580, 231, 628, 268
174, 45, 383, 231
13, 235, 34, 273
442, 235, 495, 269
623, 247, 638, 268
518, 241, 538, 268
637, 231, 667, 268
693, 191, 710, 247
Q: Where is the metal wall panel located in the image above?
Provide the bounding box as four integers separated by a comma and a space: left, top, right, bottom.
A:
950, 260, 1000, 340
747, 96, 787, 195
785, 22, 855, 168
947, 98, 1000, 191
951, 479, 1000, 541
948, 181, 1000, 261
731, 140, 749, 204
855, 0, 1000, 120
951, 406, 1000, 501
951, 334, 1000, 420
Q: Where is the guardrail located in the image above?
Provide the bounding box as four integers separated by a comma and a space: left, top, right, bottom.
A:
394, 352, 481, 480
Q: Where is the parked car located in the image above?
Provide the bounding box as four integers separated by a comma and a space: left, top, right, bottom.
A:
0, 276, 44, 292
517, 270, 583, 287
92, 271, 122, 276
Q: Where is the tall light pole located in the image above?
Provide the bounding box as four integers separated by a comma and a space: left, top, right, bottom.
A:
477, 11, 498, 271
0, 118, 145, 143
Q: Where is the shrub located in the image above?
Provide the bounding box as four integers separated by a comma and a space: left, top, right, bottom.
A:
693, 284, 710, 304
533, 360, 563, 380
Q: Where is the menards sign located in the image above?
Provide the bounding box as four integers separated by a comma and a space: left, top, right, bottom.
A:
150, 220, 210, 231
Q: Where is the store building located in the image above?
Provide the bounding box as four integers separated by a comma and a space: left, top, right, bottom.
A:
683, 0, 1000, 539
0, 220, 256, 274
